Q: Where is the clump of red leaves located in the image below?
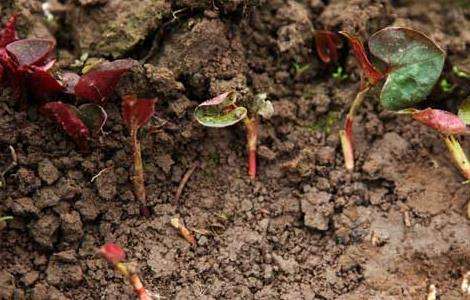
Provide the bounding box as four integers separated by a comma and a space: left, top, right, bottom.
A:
98, 243, 151, 300
121, 95, 157, 210
0, 15, 64, 102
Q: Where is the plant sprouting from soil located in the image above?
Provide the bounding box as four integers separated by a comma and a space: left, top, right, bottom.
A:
122, 95, 157, 209
339, 27, 469, 180
194, 91, 274, 179
314, 30, 342, 64
98, 243, 151, 300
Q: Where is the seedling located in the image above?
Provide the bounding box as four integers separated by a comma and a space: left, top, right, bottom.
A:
194, 92, 273, 179
121, 95, 156, 209
170, 217, 196, 246
98, 243, 151, 300
0, 216, 13, 231
0, 15, 64, 101
339, 27, 469, 180
42, 102, 107, 150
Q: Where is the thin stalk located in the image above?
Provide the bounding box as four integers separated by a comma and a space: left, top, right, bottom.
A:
244, 116, 259, 180
115, 262, 150, 300
443, 135, 470, 181
131, 129, 146, 204
340, 86, 370, 170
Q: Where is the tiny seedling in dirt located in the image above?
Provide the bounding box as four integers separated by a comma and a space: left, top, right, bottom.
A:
338, 27, 469, 180
0, 216, 13, 231
194, 91, 274, 179
98, 243, 152, 300
122, 95, 157, 212
314, 30, 342, 64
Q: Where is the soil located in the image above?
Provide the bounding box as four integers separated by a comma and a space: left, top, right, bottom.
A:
0, 0, 469, 299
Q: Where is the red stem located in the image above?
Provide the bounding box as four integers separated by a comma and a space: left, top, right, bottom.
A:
131, 128, 148, 215
245, 117, 259, 180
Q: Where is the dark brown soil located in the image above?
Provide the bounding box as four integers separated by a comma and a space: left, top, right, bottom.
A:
1, 0, 469, 299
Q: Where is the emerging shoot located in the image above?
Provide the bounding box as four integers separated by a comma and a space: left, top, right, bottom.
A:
98, 243, 151, 300
194, 91, 273, 179
121, 95, 156, 211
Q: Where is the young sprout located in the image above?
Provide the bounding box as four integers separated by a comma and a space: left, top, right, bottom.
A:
314, 30, 341, 64
194, 91, 273, 179
170, 217, 196, 246
41, 102, 107, 150
98, 243, 151, 300
121, 95, 156, 211
337, 27, 469, 180
0, 216, 13, 231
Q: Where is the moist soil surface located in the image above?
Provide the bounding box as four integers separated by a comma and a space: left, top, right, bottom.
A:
1, 0, 469, 299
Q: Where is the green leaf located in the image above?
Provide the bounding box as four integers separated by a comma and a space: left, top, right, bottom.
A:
194, 92, 247, 128
458, 98, 470, 125
369, 27, 445, 111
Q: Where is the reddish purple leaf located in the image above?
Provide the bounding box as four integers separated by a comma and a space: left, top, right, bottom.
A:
42, 101, 90, 148
6, 39, 55, 67
315, 30, 341, 64
26, 65, 64, 99
0, 15, 18, 48
122, 95, 156, 131
340, 32, 384, 86
75, 59, 138, 104
412, 108, 467, 135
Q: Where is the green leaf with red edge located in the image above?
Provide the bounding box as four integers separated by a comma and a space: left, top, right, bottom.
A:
75, 59, 138, 104
411, 108, 467, 135
458, 98, 470, 125
42, 101, 90, 149
121, 95, 156, 131
340, 31, 383, 86
315, 30, 341, 64
6, 39, 55, 67
194, 91, 247, 128
369, 27, 445, 111
0, 15, 18, 48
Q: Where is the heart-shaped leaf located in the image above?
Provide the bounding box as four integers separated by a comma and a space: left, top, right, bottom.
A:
42, 101, 90, 149
458, 98, 470, 125
369, 27, 445, 110
6, 39, 55, 67
194, 92, 247, 128
122, 95, 156, 131
75, 59, 138, 104
411, 108, 467, 135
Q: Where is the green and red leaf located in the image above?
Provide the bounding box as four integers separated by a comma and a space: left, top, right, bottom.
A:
368, 27, 445, 110
194, 92, 247, 128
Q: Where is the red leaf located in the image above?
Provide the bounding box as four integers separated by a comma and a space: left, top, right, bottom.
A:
6, 39, 55, 67
0, 15, 18, 48
122, 95, 156, 131
26, 65, 64, 99
315, 30, 341, 64
41, 101, 90, 148
412, 108, 467, 135
98, 243, 126, 265
75, 59, 138, 104
340, 32, 383, 85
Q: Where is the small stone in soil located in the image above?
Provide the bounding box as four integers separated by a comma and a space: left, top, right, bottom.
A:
38, 159, 60, 185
